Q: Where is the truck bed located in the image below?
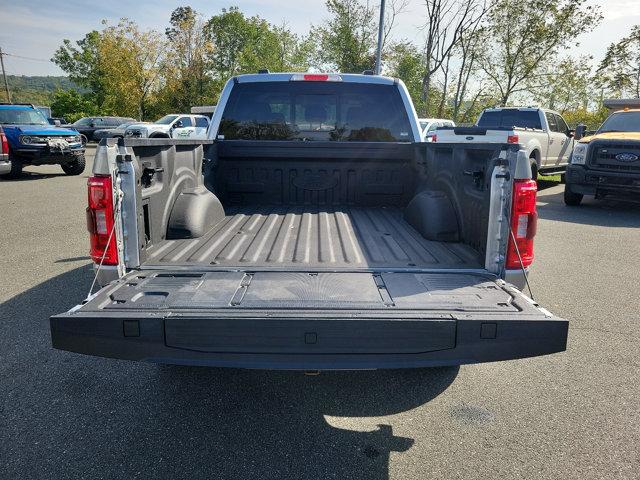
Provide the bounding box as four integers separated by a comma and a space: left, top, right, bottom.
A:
143, 205, 482, 270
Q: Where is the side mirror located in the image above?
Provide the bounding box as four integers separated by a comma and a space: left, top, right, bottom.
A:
568, 129, 575, 138
173, 120, 183, 129
574, 124, 587, 141
89, 122, 95, 128
54, 120, 61, 127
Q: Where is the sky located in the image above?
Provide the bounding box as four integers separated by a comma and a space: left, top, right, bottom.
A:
0, 0, 639, 77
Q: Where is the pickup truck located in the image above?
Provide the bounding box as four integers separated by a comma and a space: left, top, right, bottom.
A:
50, 73, 568, 370
124, 114, 210, 139
435, 107, 574, 179
0, 103, 85, 178
564, 109, 640, 205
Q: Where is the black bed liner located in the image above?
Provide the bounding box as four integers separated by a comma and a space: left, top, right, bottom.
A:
50, 270, 568, 368
144, 206, 481, 269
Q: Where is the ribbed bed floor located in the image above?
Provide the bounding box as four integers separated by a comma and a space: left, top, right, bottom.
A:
144, 206, 482, 269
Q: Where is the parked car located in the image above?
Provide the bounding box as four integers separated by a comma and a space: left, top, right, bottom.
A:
418, 118, 455, 141
67, 116, 137, 142
435, 107, 574, 179
0, 103, 85, 178
51, 72, 568, 370
94, 122, 140, 141
564, 109, 640, 205
124, 114, 210, 139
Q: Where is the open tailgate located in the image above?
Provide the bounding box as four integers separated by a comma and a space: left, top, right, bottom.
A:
51, 270, 567, 369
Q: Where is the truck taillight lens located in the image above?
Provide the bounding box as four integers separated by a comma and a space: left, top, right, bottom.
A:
0, 132, 8, 155
507, 134, 519, 144
506, 179, 537, 269
87, 175, 118, 265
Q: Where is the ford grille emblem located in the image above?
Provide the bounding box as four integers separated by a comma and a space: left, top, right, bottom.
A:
615, 152, 639, 163
465, 136, 474, 140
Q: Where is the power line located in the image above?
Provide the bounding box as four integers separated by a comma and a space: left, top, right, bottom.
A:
3, 52, 52, 63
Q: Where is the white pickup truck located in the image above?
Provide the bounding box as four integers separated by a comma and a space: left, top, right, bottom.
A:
50, 73, 567, 370
124, 114, 210, 139
435, 107, 575, 179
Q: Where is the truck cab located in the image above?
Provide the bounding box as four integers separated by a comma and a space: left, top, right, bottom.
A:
564, 109, 640, 205
436, 107, 574, 179
0, 103, 86, 179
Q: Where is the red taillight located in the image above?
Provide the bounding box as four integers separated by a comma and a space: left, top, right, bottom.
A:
507, 134, 519, 144
87, 175, 118, 265
0, 132, 8, 155
431, 134, 437, 142
506, 179, 537, 269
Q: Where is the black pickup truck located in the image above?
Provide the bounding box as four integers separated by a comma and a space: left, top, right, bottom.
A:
50, 73, 567, 370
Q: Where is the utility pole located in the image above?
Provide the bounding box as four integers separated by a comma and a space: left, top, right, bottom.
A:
375, 0, 386, 75
0, 47, 11, 103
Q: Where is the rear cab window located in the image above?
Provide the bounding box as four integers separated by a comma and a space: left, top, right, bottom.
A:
218, 81, 413, 142
478, 109, 542, 130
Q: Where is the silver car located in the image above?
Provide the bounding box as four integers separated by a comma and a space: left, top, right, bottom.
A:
93, 122, 142, 141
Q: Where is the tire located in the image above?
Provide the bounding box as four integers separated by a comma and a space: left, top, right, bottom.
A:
61, 155, 86, 176
0, 155, 23, 179
529, 157, 538, 181
564, 184, 583, 206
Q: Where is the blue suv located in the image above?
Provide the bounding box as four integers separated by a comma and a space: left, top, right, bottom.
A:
0, 103, 86, 179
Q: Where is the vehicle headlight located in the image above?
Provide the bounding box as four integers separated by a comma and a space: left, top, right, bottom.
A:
68, 135, 82, 144
20, 135, 49, 145
571, 143, 588, 165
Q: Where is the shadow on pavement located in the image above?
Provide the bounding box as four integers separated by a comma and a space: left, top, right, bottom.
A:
537, 189, 640, 227
0, 266, 458, 480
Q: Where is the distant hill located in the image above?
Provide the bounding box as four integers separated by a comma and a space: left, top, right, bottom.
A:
1, 75, 82, 105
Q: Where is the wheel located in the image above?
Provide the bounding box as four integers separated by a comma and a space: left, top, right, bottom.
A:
61, 155, 86, 176
529, 157, 538, 181
0, 155, 23, 179
564, 184, 583, 206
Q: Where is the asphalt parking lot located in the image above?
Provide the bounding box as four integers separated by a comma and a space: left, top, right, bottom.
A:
1, 147, 639, 480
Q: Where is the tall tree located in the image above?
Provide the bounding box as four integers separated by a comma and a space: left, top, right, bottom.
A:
98, 19, 165, 119
205, 7, 309, 85
163, 6, 213, 111
312, 0, 377, 73
596, 25, 640, 98
52, 31, 106, 106
419, 0, 490, 115
481, 0, 602, 106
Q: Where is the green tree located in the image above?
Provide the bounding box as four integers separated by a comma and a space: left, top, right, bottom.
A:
52, 31, 106, 106
162, 6, 214, 111
388, 43, 428, 114
596, 25, 640, 98
528, 56, 594, 113
481, 0, 602, 106
312, 0, 377, 73
98, 19, 165, 119
50, 89, 100, 123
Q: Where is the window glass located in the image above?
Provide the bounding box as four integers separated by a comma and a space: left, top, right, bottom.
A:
478, 110, 542, 129
195, 116, 209, 128
598, 111, 640, 133
156, 115, 179, 125
219, 81, 413, 142
176, 116, 193, 127
554, 114, 569, 135
0, 108, 49, 125
545, 112, 559, 132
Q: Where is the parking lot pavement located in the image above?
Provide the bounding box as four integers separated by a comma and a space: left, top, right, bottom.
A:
1, 154, 639, 480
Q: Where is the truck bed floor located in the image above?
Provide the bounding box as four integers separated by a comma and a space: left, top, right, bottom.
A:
143, 206, 481, 269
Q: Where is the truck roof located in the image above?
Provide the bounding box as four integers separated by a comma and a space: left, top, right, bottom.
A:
234, 72, 397, 85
